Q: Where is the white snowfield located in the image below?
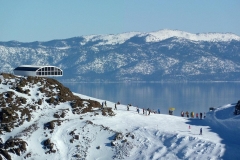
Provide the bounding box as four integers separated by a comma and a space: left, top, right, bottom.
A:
1, 80, 239, 160
81, 29, 240, 46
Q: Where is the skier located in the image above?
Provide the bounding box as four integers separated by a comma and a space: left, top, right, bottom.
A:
114, 104, 117, 110
127, 105, 129, 111
199, 128, 202, 135
158, 108, 160, 114
143, 109, 144, 114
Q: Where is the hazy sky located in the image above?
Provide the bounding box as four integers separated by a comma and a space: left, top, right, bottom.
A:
1, 0, 240, 42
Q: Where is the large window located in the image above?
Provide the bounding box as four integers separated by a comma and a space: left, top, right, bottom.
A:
36, 67, 63, 76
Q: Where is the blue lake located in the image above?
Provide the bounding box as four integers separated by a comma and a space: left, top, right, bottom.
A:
62, 82, 240, 116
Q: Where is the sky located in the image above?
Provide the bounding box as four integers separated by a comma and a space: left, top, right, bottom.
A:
0, 0, 240, 42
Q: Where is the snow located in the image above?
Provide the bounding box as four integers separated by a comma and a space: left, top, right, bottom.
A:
1, 81, 240, 160
80, 29, 240, 46
145, 29, 240, 42
82, 32, 140, 46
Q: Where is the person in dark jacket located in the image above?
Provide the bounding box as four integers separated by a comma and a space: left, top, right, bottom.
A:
199, 128, 202, 135
137, 107, 139, 114
181, 111, 184, 117
186, 111, 189, 118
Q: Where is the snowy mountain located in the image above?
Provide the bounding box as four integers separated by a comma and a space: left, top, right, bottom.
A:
0, 73, 239, 160
1, 29, 240, 82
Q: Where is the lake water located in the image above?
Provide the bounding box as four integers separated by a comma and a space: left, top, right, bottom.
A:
62, 82, 240, 116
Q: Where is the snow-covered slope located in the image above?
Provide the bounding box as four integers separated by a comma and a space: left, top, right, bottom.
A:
81, 29, 240, 46
145, 29, 240, 43
0, 73, 239, 160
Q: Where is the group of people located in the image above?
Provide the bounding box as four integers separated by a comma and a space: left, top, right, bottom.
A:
181, 111, 205, 119
113, 102, 204, 135
102, 101, 108, 108
138, 108, 151, 116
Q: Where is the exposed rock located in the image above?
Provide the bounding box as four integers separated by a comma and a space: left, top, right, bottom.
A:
111, 141, 117, 146
74, 135, 79, 140
0, 149, 11, 160
114, 133, 124, 140
102, 107, 115, 116
0, 73, 109, 158
0, 138, 28, 159
43, 139, 56, 154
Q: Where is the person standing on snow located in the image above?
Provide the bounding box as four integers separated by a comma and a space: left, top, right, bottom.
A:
158, 108, 160, 114
199, 128, 202, 135
181, 111, 184, 117
102, 102, 104, 109
200, 112, 203, 119
191, 112, 194, 118
137, 107, 139, 114
114, 104, 117, 110
186, 111, 189, 118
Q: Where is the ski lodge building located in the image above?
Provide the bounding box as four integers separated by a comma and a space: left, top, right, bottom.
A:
13, 65, 63, 77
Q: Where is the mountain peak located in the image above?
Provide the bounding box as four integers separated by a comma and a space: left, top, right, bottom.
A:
145, 29, 240, 42
80, 29, 240, 46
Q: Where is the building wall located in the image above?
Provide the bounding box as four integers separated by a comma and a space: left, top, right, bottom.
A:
13, 70, 36, 77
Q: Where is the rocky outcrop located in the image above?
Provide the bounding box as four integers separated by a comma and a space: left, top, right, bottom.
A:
0, 73, 109, 158
0, 138, 28, 159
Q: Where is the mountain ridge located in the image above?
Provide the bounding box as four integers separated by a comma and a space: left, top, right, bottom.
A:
0, 29, 240, 82
2, 29, 240, 44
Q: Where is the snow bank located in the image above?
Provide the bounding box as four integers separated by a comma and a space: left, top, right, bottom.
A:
0, 76, 240, 160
